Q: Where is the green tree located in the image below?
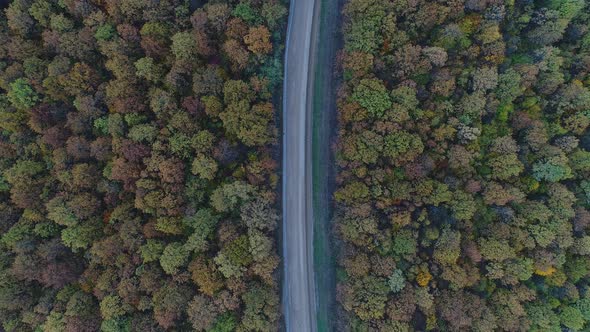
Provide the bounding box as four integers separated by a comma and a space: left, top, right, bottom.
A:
434, 228, 461, 265
387, 269, 406, 293
61, 222, 102, 252
479, 238, 516, 262
99, 295, 127, 320
343, 0, 386, 54
29, 0, 55, 27
128, 123, 158, 143
232, 2, 262, 25
560, 306, 585, 330
95, 24, 116, 41
341, 276, 389, 321
8, 78, 39, 110
46, 196, 78, 227
210, 313, 237, 332
241, 284, 280, 331
391, 229, 417, 258
383, 131, 424, 162
334, 181, 370, 204
488, 154, 523, 180
140, 240, 165, 263
171, 32, 198, 60
262, 2, 287, 29
134, 57, 165, 82
160, 242, 189, 275
210, 181, 256, 212
533, 154, 573, 182
351, 78, 392, 118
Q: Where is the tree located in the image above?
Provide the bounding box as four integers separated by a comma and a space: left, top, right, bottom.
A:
4, 160, 47, 210
386, 287, 416, 322
337, 212, 379, 248
46, 196, 78, 227
214, 252, 245, 279
526, 303, 561, 331
61, 221, 102, 252
188, 256, 224, 296
95, 24, 116, 41
341, 129, 383, 164
434, 228, 461, 265
187, 295, 219, 331
134, 57, 165, 82
342, 0, 386, 54
241, 198, 279, 231
387, 269, 406, 293
533, 154, 573, 182
241, 284, 280, 331
152, 283, 193, 329
8, 78, 39, 109
223, 39, 249, 70
171, 31, 198, 61
351, 78, 391, 118
340, 276, 389, 321
262, 2, 287, 29
488, 153, 523, 180
334, 181, 370, 204
232, 2, 261, 25
219, 102, 275, 146
99, 295, 128, 320
210, 313, 237, 332
210, 181, 256, 212
479, 238, 517, 262
159, 242, 189, 275
437, 290, 497, 331
496, 68, 522, 103
560, 306, 585, 330
244, 26, 272, 55
391, 229, 417, 258
140, 240, 165, 263
471, 66, 498, 92
6, 0, 35, 37
383, 131, 423, 163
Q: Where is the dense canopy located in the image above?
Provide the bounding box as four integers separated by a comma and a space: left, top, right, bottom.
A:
0, 0, 286, 330
335, 0, 590, 330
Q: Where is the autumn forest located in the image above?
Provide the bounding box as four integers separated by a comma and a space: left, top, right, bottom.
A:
1, 0, 590, 331
0, 0, 285, 330
335, 0, 590, 330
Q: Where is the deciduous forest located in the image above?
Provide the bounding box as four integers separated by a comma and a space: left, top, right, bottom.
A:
0, 0, 286, 330
335, 0, 590, 330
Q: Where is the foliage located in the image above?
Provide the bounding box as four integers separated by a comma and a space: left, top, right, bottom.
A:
335, 0, 590, 329
8, 78, 39, 110
0, 0, 286, 329
387, 269, 406, 293
351, 78, 391, 118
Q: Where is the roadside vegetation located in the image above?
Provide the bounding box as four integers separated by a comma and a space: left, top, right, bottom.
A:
334, 0, 590, 330
0, 0, 286, 330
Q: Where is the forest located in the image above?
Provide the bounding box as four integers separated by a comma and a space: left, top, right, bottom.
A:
0, 0, 286, 330
335, 0, 590, 330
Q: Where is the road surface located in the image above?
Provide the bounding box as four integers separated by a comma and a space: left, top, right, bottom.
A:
282, 0, 318, 329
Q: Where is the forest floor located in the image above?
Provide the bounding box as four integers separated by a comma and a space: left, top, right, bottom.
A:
310, 0, 342, 329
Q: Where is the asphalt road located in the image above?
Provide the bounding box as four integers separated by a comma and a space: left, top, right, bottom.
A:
281, 0, 318, 329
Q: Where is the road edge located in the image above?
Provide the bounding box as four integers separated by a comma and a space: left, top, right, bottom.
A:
309, 0, 343, 329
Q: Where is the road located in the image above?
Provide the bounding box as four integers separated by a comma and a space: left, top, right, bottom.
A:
281, 0, 318, 329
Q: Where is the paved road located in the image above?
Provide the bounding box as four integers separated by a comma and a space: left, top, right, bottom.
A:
281, 0, 318, 330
